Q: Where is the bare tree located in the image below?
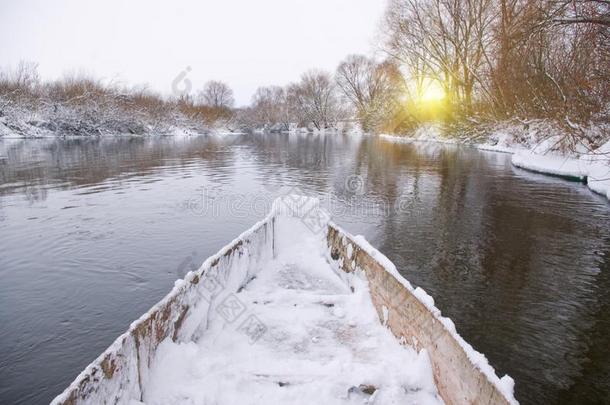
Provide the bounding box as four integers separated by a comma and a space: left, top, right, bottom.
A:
292, 70, 341, 130
384, 0, 495, 112
251, 86, 289, 130
336, 55, 403, 132
384, 0, 609, 127
0, 60, 40, 104
488, 0, 609, 121
198, 80, 235, 109
550, 0, 610, 27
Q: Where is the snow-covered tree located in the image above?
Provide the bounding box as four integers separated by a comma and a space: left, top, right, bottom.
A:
291, 70, 341, 130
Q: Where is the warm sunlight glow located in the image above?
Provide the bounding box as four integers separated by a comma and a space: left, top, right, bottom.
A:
419, 79, 446, 102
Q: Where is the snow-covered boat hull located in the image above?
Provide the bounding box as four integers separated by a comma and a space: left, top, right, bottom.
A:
51, 197, 517, 405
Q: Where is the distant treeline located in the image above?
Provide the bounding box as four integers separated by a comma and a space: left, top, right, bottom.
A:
243, 0, 609, 137
1, 0, 608, 139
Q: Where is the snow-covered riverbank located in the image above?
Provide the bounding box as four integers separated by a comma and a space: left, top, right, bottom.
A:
0, 92, 244, 139
381, 122, 610, 201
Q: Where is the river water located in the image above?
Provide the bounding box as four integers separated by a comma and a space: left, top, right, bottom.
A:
0, 133, 608, 404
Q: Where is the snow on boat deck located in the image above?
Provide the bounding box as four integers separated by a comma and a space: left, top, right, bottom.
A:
141, 219, 442, 405
51, 197, 517, 405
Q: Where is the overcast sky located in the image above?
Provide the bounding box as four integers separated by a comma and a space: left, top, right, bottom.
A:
0, 0, 387, 106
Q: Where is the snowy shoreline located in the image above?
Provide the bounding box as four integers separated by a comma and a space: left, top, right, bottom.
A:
380, 124, 610, 202
0, 124, 246, 140
3, 117, 608, 201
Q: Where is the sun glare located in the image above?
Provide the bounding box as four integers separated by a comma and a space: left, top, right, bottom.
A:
419, 79, 446, 102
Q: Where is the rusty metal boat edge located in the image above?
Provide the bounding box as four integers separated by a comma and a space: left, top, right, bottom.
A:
51, 198, 517, 405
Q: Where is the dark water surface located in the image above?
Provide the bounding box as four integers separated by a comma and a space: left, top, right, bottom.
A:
0, 134, 608, 404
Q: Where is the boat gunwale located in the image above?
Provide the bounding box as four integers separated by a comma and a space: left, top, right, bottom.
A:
326, 221, 517, 405
50, 213, 277, 405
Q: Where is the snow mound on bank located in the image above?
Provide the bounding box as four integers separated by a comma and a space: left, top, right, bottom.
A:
511, 152, 587, 180
511, 138, 610, 200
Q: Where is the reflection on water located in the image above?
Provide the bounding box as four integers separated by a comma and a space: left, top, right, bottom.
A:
0, 134, 608, 405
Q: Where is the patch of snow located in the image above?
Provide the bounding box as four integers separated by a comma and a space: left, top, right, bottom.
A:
210, 125, 247, 136
170, 127, 201, 138
346, 244, 353, 259
477, 130, 528, 154
380, 124, 458, 146
413, 287, 436, 313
